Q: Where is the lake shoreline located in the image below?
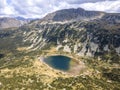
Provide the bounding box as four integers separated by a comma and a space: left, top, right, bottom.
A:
38, 54, 86, 76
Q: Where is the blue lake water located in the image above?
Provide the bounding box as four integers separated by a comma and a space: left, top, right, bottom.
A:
43, 55, 71, 71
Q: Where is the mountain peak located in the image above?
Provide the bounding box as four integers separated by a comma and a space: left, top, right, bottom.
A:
42, 8, 104, 22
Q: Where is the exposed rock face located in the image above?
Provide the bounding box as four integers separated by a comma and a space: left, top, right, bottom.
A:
20, 8, 120, 61
23, 20, 120, 60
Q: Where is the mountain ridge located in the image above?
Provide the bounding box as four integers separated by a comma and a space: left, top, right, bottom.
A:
42, 8, 105, 22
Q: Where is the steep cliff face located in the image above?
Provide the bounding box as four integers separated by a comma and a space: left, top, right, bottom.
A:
20, 8, 120, 62
22, 20, 120, 62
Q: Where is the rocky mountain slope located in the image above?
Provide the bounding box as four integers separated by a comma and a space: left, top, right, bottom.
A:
0, 8, 119, 61
20, 8, 120, 62
0, 17, 29, 29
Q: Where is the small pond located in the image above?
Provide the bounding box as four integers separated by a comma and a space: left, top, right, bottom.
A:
43, 55, 77, 71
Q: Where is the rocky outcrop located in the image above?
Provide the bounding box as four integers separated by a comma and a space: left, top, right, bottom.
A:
23, 19, 120, 60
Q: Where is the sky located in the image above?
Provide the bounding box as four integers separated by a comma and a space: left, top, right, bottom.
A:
0, 0, 120, 18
